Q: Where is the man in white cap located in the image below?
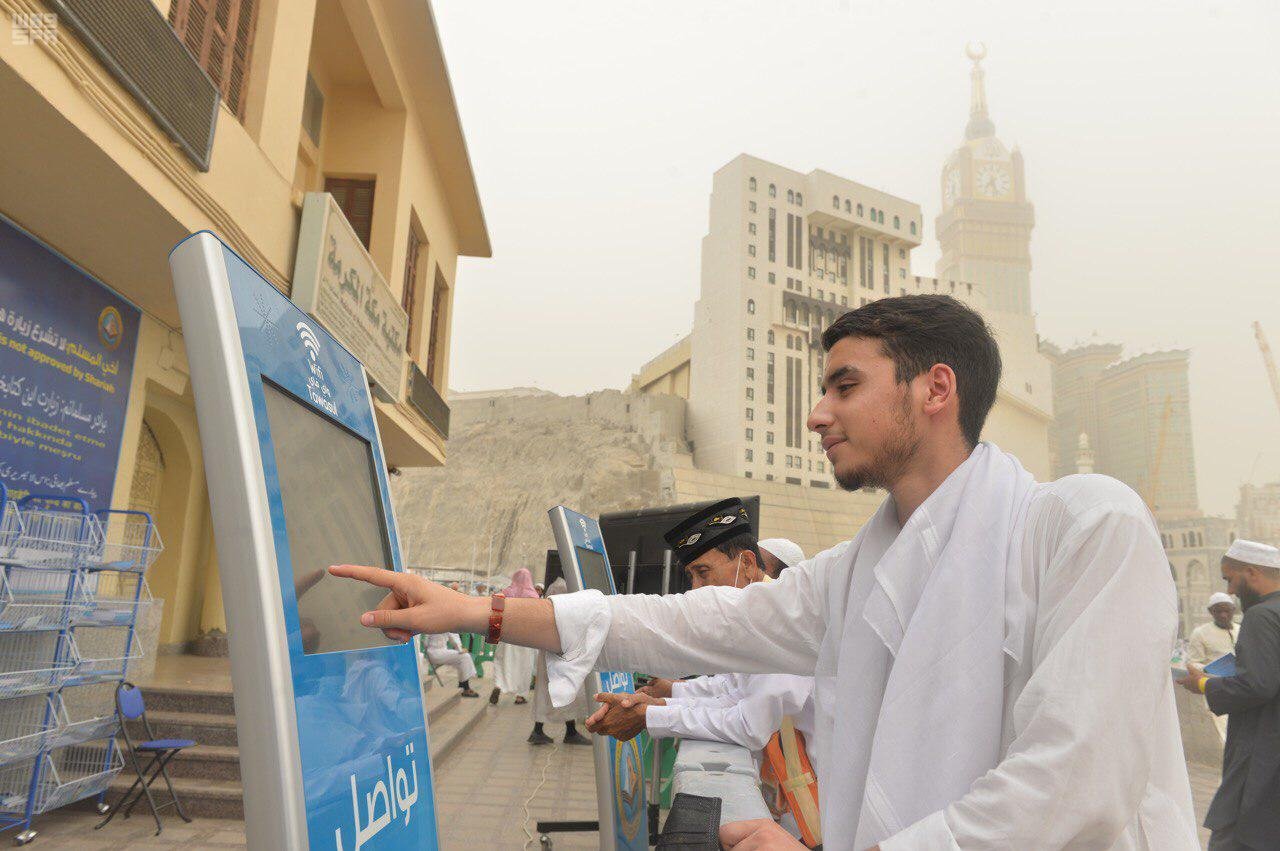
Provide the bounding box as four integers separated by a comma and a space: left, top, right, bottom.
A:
1189, 592, 1239, 666
1179, 540, 1280, 850
1188, 592, 1239, 738
758, 538, 805, 578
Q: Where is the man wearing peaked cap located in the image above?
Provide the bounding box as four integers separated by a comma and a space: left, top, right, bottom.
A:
663, 497, 765, 589
1180, 540, 1280, 850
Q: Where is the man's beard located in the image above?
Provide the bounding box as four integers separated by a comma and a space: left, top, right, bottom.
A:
833, 397, 921, 492
1237, 585, 1262, 610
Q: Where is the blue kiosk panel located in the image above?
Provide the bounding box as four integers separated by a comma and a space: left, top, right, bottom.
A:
169, 232, 436, 850
548, 506, 648, 851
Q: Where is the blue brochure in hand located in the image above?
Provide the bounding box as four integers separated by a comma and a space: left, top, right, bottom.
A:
1205, 653, 1237, 677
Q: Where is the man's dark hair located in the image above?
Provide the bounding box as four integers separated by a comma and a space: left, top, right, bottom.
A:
714, 532, 762, 568
821, 295, 1001, 447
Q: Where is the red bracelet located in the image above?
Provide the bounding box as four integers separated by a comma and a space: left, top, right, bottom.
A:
486, 593, 506, 644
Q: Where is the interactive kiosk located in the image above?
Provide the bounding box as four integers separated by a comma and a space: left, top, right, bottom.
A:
548, 506, 648, 851
169, 233, 436, 850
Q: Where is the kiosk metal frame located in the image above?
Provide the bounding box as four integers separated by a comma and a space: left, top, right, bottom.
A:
169, 232, 437, 850
548, 506, 648, 851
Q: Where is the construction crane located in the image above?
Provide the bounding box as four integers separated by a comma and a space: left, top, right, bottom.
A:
1255, 321, 1280, 422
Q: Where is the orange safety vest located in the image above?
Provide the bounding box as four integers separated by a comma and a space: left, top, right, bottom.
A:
760, 716, 821, 848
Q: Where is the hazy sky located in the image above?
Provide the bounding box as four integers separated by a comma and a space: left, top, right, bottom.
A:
435, 0, 1280, 516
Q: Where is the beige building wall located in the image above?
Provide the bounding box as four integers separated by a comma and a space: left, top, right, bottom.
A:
1237, 482, 1280, 546
0, 0, 489, 648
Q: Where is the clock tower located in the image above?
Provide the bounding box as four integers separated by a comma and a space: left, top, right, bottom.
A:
936, 44, 1035, 316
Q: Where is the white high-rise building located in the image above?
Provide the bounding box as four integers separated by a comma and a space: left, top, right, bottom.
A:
634, 152, 1052, 484
633, 50, 1053, 485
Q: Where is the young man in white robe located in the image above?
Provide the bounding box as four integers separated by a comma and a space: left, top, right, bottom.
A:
331, 294, 1198, 850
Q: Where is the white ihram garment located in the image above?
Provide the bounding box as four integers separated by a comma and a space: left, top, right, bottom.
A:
547, 443, 1198, 850
648, 674, 816, 768
493, 641, 536, 697
425, 633, 476, 682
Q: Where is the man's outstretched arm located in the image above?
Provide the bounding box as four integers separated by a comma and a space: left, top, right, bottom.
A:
328, 564, 564, 651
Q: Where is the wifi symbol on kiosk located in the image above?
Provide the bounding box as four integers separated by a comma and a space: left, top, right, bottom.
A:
296, 322, 321, 361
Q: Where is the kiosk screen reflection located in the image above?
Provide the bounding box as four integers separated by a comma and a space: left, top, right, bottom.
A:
262, 380, 398, 655
575, 546, 614, 595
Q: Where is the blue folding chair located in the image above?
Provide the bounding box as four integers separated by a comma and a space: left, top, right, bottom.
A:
96, 682, 195, 835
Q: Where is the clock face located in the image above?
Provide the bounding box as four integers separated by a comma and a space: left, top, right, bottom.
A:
943, 170, 962, 206
976, 163, 1012, 199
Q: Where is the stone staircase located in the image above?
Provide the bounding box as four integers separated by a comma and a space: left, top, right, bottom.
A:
99, 672, 489, 822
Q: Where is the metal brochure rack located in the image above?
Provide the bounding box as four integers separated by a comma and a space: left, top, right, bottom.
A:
0, 487, 161, 845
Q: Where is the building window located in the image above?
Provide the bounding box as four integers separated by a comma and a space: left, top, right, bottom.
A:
899, 268, 906, 279
768, 272, 776, 284
747, 367, 755, 379
746, 387, 754, 400
766, 432, 774, 444
749, 222, 757, 235
750, 201, 757, 213
748, 267, 756, 279
841, 296, 848, 307
878, 210, 885, 224
746, 328, 755, 341
767, 351, 774, 364
795, 192, 803, 205
893, 215, 900, 229
766, 452, 774, 465
747, 299, 756, 314
749, 177, 757, 191
844, 200, 851, 213
768, 208, 777, 262
747, 347, 755, 360
818, 461, 825, 473
748, 245, 757, 257
869, 207, 876, 221
910, 221, 917, 236
402, 221, 425, 354
833, 195, 840, 209
787, 189, 795, 203
746, 449, 753, 462
325, 177, 376, 248
899, 248, 906, 259
767, 411, 775, 424
769, 184, 777, 198
424, 269, 450, 386
746, 428, 754, 441
882, 243, 889, 292
301, 71, 324, 145
746, 408, 754, 421
168, 0, 259, 120
767, 330, 775, 345
856, 203, 863, 217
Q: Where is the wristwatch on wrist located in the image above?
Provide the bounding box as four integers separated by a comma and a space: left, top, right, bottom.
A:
486, 593, 506, 644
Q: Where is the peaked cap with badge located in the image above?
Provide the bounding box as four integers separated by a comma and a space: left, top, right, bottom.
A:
663, 497, 755, 567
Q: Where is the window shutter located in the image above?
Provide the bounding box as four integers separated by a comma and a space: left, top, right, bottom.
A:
402, 227, 423, 354
169, 0, 257, 118
425, 273, 448, 386
324, 178, 376, 249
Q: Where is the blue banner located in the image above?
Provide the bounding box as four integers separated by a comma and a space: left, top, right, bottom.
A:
0, 216, 139, 507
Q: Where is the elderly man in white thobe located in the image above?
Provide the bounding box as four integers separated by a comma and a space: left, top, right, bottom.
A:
423, 632, 479, 697
331, 294, 1199, 850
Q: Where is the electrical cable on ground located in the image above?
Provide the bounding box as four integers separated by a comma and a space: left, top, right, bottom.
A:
521, 742, 560, 849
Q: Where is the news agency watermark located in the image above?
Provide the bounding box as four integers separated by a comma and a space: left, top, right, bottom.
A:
11, 12, 58, 46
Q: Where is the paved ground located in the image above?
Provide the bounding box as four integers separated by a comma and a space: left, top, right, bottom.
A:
434, 695, 601, 850
22, 678, 1227, 849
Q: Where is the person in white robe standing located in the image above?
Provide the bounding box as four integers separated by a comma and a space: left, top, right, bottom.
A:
1187, 591, 1239, 739
490, 567, 540, 705
330, 294, 1199, 850
529, 578, 593, 745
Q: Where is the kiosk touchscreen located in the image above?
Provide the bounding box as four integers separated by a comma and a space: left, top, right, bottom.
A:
548, 506, 649, 851
169, 232, 436, 850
